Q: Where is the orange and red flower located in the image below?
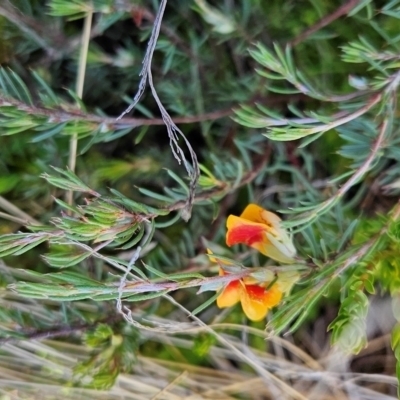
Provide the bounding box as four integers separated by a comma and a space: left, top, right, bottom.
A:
208, 249, 299, 321
206, 204, 299, 320
216, 268, 282, 321
226, 204, 296, 264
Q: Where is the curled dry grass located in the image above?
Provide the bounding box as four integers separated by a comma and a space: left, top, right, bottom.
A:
0, 295, 397, 400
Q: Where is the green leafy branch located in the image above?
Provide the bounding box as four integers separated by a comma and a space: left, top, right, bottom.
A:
9, 246, 306, 314
248, 43, 369, 102
235, 41, 400, 142
232, 39, 400, 232
268, 200, 400, 336
281, 118, 389, 231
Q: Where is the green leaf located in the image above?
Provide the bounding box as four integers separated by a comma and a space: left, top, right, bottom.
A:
43, 250, 92, 268
42, 167, 96, 194
192, 292, 219, 315
31, 122, 68, 142
0, 233, 51, 257
0, 174, 19, 194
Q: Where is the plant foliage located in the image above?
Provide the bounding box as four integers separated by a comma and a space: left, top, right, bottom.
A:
1, 0, 400, 398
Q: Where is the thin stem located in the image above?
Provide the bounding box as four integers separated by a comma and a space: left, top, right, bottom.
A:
116, 0, 199, 220
0, 196, 40, 225
336, 119, 387, 198
66, 10, 93, 206
289, 0, 361, 46
0, 211, 33, 225
0, 92, 300, 127
289, 117, 388, 230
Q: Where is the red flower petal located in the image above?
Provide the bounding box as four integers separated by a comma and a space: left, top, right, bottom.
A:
246, 284, 282, 307
226, 218, 265, 247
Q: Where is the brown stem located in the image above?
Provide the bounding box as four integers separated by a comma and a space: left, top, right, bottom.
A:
0, 93, 302, 128
289, 0, 361, 46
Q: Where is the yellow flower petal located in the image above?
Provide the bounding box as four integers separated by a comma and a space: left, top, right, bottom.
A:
239, 284, 282, 322
240, 203, 281, 228
217, 280, 241, 308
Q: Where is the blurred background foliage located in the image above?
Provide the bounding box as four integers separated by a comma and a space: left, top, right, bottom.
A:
1, 0, 400, 399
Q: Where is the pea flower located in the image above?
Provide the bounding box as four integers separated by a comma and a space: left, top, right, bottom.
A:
207, 249, 299, 321
217, 268, 282, 321
226, 204, 296, 263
